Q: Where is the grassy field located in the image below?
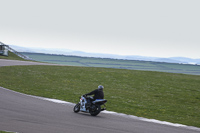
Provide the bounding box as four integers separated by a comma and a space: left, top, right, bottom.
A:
22, 52, 200, 75
0, 65, 200, 127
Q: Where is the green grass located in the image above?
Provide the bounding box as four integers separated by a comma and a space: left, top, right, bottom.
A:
0, 65, 200, 127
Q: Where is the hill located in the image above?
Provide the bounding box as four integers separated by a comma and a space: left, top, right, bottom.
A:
1, 44, 200, 75
10, 45, 200, 65
22, 52, 200, 75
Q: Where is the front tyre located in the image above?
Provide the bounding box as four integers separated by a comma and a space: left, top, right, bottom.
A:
73, 103, 80, 113
89, 105, 101, 116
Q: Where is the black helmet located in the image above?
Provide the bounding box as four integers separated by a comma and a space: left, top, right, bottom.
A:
98, 85, 104, 90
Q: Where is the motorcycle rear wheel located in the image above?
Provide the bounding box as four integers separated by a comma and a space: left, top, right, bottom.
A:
73, 103, 80, 113
89, 105, 101, 116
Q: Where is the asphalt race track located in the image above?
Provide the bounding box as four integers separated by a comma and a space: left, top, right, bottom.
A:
0, 59, 199, 133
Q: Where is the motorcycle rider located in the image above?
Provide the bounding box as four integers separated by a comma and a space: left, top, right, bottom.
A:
84, 85, 104, 107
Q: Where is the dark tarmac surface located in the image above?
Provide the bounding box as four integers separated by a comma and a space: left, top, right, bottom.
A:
0, 59, 199, 133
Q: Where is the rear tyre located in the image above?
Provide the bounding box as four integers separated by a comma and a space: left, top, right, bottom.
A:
89, 105, 101, 116
73, 103, 80, 113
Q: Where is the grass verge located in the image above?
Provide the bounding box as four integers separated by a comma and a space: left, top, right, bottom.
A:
0, 65, 199, 127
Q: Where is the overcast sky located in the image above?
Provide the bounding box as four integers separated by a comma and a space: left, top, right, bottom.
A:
0, 0, 200, 58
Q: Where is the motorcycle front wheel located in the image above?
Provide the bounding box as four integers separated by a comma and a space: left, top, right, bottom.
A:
89, 105, 101, 116
73, 103, 80, 113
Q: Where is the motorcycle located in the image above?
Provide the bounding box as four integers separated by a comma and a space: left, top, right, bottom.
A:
73, 95, 107, 116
